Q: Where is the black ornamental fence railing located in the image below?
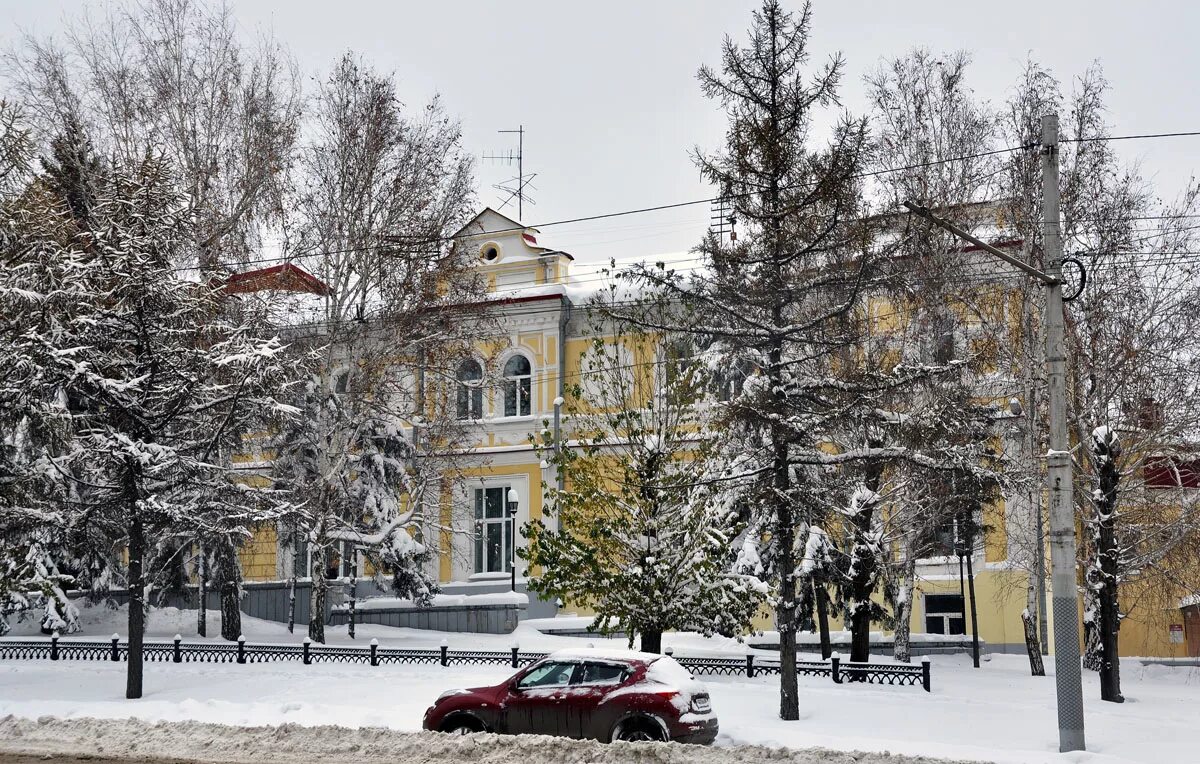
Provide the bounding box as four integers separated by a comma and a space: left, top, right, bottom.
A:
0, 635, 930, 692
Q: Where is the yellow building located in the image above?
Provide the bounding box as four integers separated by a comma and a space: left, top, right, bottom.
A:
233, 206, 1198, 657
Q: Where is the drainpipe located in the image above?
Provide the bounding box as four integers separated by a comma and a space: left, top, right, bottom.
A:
554, 296, 572, 497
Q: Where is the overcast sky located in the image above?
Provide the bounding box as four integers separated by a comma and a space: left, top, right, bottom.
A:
3, 0, 1198, 265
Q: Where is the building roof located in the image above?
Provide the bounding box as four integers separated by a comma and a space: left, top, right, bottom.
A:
453, 207, 537, 238
221, 263, 331, 297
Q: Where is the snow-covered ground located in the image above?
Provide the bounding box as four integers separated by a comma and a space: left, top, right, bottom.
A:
1, 604, 1197, 764
0, 716, 980, 764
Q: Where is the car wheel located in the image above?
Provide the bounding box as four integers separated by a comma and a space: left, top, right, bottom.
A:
613, 718, 666, 743
439, 715, 483, 736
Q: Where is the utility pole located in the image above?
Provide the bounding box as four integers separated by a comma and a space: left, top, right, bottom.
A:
902, 113, 1085, 753
1040, 114, 1085, 752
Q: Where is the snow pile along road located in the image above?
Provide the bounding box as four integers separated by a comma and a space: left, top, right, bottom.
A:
0, 715, 987, 764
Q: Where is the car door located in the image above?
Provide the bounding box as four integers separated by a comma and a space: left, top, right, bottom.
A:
563, 660, 633, 739
500, 660, 580, 736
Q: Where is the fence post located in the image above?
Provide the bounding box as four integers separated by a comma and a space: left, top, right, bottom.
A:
921, 657, 931, 692
302, 637, 311, 665
440, 639, 448, 667
511, 642, 520, 669
830, 652, 842, 684
111, 634, 120, 662
50, 632, 59, 661
370, 638, 378, 667
745, 654, 755, 678
237, 635, 246, 664
173, 634, 182, 663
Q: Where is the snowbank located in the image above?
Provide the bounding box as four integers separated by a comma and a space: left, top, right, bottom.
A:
0, 715, 982, 764
336, 591, 529, 612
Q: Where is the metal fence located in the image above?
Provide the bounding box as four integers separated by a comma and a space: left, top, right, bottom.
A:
0, 635, 930, 692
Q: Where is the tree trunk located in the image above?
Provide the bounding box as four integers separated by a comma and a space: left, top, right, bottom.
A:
893, 557, 916, 663
126, 513, 145, 699
849, 601, 872, 665
847, 461, 884, 665
640, 627, 663, 654
1083, 588, 1103, 672
814, 581, 832, 660
966, 546, 980, 668
220, 581, 241, 641
287, 574, 296, 634
196, 542, 207, 637
308, 544, 327, 644
1096, 445, 1124, 702
287, 528, 298, 634
774, 441, 799, 720
214, 540, 242, 642
348, 547, 357, 640
1022, 609, 1045, 676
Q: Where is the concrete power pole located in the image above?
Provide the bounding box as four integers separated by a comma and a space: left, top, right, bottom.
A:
901, 112, 1085, 753
1041, 113, 1086, 753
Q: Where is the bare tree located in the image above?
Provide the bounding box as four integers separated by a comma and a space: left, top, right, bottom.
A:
273, 52, 482, 642
1000, 60, 1200, 701
5, 0, 302, 271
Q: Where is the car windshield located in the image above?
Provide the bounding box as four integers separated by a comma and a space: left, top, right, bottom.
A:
517, 661, 576, 688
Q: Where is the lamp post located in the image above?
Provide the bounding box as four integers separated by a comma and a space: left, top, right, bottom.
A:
507, 487, 520, 592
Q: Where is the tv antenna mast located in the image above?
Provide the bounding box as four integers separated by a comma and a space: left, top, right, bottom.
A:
484, 125, 536, 221
710, 186, 737, 242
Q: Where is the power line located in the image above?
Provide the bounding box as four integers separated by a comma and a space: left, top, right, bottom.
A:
1061, 130, 1200, 144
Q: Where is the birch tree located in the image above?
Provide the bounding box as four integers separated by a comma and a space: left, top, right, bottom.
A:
272, 52, 481, 643
1000, 60, 1200, 702
5, 0, 302, 271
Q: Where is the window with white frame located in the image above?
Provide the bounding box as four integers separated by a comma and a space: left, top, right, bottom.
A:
332, 368, 351, 395
924, 593, 966, 635
474, 486, 515, 574
456, 358, 484, 420
502, 354, 532, 417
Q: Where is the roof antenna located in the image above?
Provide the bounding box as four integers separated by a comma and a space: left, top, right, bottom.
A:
484, 126, 535, 221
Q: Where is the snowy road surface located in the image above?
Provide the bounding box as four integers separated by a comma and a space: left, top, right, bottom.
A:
0, 716, 979, 764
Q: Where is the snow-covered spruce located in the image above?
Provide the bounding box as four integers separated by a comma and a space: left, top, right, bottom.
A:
0, 156, 302, 697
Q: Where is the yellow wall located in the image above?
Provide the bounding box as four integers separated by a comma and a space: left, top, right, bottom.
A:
239, 523, 278, 582
441, 461, 545, 583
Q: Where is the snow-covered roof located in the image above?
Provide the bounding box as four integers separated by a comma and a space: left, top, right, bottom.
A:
547, 646, 664, 663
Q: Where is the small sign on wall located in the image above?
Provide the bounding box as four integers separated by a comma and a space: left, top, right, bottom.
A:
1170, 624, 1185, 644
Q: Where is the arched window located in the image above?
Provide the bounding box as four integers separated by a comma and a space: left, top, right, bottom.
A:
456, 359, 483, 420
503, 355, 532, 417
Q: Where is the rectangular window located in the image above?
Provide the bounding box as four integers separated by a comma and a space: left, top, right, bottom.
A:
924, 594, 965, 635
474, 486, 514, 574
503, 378, 531, 417
457, 384, 483, 420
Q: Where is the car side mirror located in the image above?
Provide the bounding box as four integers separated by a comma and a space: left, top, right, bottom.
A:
509, 681, 524, 694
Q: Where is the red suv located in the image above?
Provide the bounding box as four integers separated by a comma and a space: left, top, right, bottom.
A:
422, 648, 718, 744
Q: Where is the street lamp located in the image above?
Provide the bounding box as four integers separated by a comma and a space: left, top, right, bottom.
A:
507, 487, 520, 592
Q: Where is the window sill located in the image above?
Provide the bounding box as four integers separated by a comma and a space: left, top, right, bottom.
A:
468, 572, 516, 582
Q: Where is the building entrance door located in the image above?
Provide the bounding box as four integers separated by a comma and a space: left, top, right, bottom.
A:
1183, 605, 1200, 658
